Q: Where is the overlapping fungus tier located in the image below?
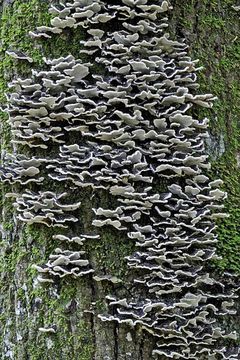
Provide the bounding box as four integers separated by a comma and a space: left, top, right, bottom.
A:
2, 0, 238, 358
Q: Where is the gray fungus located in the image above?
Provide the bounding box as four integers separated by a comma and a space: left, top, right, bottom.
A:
1, 0, 239, 358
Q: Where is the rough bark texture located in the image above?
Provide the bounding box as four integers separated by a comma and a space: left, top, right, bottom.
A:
0, 1, 239, 359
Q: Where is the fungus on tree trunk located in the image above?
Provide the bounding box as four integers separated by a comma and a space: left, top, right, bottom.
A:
1, 0, 239, 358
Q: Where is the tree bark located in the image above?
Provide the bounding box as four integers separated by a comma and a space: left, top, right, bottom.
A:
0, 1, 239, 359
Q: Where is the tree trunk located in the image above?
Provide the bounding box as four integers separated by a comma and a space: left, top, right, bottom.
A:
0, 1, 239, 359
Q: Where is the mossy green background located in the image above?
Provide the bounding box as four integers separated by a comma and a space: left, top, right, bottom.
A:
0, 0, 239, 359
170, 0, 240, 274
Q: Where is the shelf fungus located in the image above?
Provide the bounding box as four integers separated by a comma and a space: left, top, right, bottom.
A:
232, 5, 240, 11
13, 191, 81, 228
38, 326, 57, 334
53, 233, 100, 246
6, 50, 33, 63
0, 153, 44, 185
33, 248, 93, 282
2, 0, 239, 358
6, 56, 92, 149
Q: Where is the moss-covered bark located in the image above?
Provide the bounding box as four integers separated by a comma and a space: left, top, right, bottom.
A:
0, 1, 239, 359
170, 0, 240, 274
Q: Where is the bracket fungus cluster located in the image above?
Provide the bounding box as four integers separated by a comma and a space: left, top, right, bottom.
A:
6, 50, 33, 63
1, 0, 239, 358
33, 248, 93, 282
12, 191, 81, 228
0, 152, 44, 185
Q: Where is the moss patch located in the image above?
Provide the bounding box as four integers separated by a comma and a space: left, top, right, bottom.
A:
170, 0, 240, 274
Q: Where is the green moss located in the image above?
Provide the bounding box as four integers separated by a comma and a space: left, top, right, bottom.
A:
87, 227, 135, 279
0, 0, 50, 98
171, 0, 240, 274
